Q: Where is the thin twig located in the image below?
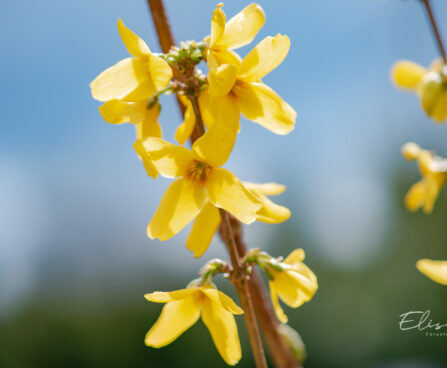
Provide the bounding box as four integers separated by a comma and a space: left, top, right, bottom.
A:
421, 0, 447, 63
219, 209, 268, 368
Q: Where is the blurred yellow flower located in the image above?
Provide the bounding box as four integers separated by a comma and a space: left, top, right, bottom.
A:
417, 259, 447, 286
186, 182, 291, 258
206, 3, 265, 67
391, 59, 447, 122
269, 249, 318, 323
402, 142, 447, 213
134, 124, 261, 240
99, 99, 162, 178
205, 34, 296, 135
145, 284, 243, 365
90, 19, 172, 102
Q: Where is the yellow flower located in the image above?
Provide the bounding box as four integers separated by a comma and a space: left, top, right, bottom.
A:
99, 99, 162, 178
175, 96, 197, 144
134, 124, 262, 240
145, 283, 243, 365
90, 19, 172, 102
269, 249, 318, 323
402, 142, 447, 213
206, 3, 265, 67
391, 59, 447, 122
417, 259, 447, 285
187, 182, 291, 258
204, 34, 296, 135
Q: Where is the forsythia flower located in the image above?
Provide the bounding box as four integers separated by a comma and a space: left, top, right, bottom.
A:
269, 249, 318, 323
205, 34, 296, 135
402, 142, 447, 213
90, 19, 172, 102
175, 96, 196, 144
145, 283, 243, 365
391, 59, 447, 122
98, 99, 162, 178
134, 124, 262, 240
206, 3, 265, 67
417, 259, 447, 286
186, 182, 291, 258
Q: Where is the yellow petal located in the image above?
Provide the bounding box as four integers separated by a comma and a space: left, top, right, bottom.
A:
238, 34, 290, 82
423, 176, 443, 214
201, 296, 242, 366
90, 58, 155, 102
145, 289, 198, 303
141, 158, 159, 179
269, 281, 288, 323
136, 105, 162, 139
206, 168, 261, 224
145, 296, 201, 347
147, 178, 206, 240
417, 259, 447, 285
284, 249, 305, 265
420, 72, 444, 116
401, 142, 421, 161
210, 4, 226, 47
192, 123, 236, 167
219, 3, 265, 50
243, 182, 285, 196
98, 99, 144, 125
186, 203, 221, 258
175, 100, 195, 144
431, 90, 447, 122
199, 92, 240, 133
235, 81, 296, 134
207, 49, 242, 68
146, 53, 173, 94
117, 18, 150, 57
208, 64, 238, 97
255, 195, 291, 224
134, 138, 193, 178
201, 288, 244, 315
405, 180, 427, 213
391, 61, 426, 90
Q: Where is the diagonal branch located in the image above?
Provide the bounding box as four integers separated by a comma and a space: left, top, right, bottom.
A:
421, 0, 447, 63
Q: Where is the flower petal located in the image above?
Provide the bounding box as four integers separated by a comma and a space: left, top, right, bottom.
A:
243, 182, 285, 196
431, 90, 447, 122
210, 4, 226, 47
145, 289, 198, 303
219, 3, 265, 50
201, 288, 243, 315
206, 168, 261, 224
147, 53, 173, 93
208, 64, 238, 97
117, 18, 150, 57
136, 105, 162, 139
417, 259, 447, 285
284, 249, 305, 265
208, 49, 242, 68
175, 98, 196, 144
255, 195, 291, 224
405, 180, 427, 213
186, 203, 221, 258
200, 92, 240, 133
201, 296, 242, 366
269, 281, 288, 323
134, 138, 193, 178
90, 58, 155, 102
145, 296, 201, 347
147, 178, 206, 240
235, 81, 296, 134
192, 124, 236, 167
391, 61, 426, 90
238, 34, 290, 82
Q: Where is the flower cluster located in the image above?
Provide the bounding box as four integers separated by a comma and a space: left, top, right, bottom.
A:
90, 3, 317, 366
391, 4, 447, 287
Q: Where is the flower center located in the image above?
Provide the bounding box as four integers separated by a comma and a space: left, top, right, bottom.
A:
185, 160, 213, 182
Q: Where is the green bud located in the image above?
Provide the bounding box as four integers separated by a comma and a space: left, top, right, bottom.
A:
278, 324, 307, 364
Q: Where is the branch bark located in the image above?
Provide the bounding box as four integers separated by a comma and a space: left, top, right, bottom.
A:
421, 0, 447, 63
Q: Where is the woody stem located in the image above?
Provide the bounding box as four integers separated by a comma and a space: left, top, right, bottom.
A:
421, 0, 447, 63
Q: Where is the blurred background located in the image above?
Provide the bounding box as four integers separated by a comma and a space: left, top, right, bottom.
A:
1, 0, 447, 367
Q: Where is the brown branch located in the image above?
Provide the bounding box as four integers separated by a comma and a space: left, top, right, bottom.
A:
421, 0, 447, 63
219, 210, 268, 368
147, 1, 299, 366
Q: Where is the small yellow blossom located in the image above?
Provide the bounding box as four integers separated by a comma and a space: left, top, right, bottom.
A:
204, 34, 296, 135
175, 96, 196, 144
90, 19, 172, 102
402, 142, 447, 213
99, 99, 162, 178
417, 259, 447, 286
187, 182, 291, 258
134, 124, 262, 240
391, 59, 447, 122
145, 283, 243, 365
206, 3, 265, 67
269, 249, 318, 323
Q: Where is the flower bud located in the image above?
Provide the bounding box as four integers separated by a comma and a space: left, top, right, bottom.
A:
401, 142, 421, 161
278, 324, 307, 364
